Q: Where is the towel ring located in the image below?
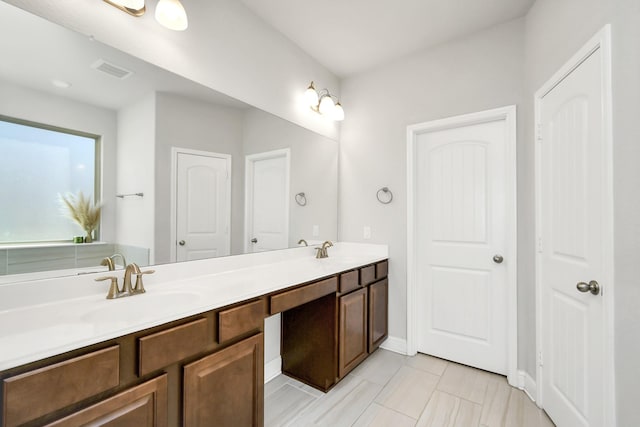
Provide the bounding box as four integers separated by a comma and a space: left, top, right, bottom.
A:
295, 192, 307, 206
376, 187, 393, 204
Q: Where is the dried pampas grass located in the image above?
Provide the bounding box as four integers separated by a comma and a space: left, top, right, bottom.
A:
60, 192, 102, 241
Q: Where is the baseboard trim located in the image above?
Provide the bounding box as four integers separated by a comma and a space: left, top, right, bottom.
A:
379, 336, 408, 355
517, 370, 537, 403
264, 356, 282, 383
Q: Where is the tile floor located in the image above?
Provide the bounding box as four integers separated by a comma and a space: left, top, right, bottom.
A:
265, 349, 555, 427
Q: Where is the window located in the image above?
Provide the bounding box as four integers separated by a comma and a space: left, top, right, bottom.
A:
0, 116, 100, 244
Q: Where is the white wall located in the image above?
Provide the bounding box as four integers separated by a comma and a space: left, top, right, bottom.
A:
341, 2, 639, 423
115, 93, 156, 262
5, 0, 341, 141
0, 80, 118, 243
339, 18, 525, 351
525, 0, 640, 423
242, 108, 339, 246
154, 93, 245, 263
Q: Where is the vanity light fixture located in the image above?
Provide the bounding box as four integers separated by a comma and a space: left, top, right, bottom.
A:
103, 0, 146, 17
155, 0, 189, 31
304, 81, 344, 121
103, 0, 189, 31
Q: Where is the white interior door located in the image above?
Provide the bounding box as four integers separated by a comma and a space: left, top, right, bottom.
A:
245, 149, 290, 253
537, 35, 612, 427
175, 150, 230, 262
415, 117, 512, 376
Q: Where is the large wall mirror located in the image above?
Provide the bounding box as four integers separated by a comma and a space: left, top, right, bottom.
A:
0, 2, 338, 284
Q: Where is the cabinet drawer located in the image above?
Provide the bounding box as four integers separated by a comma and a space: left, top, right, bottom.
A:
138, 318, 208, 376
3, 346, 120, 427
360, 265, 376, 285
218, 299, 265, 343
270, 276, 337, 314
46, 374, 168, 427
339, 270, 360, 294
375, 261, 388, 279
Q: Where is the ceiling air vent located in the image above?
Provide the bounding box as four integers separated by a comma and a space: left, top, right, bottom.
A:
91, 59, 133, 79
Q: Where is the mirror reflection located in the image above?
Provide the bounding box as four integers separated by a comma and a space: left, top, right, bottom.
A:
0, 2, 338, 283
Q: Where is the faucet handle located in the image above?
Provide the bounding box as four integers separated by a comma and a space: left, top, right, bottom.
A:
95, 276, 120, 299
133, 269, 155, 294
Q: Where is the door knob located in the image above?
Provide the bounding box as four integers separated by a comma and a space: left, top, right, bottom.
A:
576, 280, 600, 295
178, 240, 186, 246
251, 238, 258, 243
493, 255, 504, 264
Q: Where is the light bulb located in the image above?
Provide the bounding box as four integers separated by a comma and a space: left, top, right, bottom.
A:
318, 95, 335, 116
304, 82, 319, 108
155, 0, 188, 31
332, 102, 345, 121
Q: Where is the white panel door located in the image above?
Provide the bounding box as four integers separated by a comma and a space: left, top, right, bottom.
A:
416, 120, 508, 375
538, 47, 607, 427
245, 150, 289, 252
176, 152, 230, 261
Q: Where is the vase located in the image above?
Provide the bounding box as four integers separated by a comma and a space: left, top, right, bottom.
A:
84, 233, 93, 243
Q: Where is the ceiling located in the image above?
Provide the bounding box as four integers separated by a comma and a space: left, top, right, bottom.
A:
0, 1, 536, 110
240, 0, 535, 78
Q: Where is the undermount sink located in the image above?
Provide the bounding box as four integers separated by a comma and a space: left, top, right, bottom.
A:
81, 291, 202, 325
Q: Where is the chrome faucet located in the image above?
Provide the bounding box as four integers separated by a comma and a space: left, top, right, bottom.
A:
315, 240, 333, 259
95, 263, 154, 299
298, 239, 308, 246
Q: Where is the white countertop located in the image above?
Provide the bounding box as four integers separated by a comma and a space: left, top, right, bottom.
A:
0, 242, 388, 371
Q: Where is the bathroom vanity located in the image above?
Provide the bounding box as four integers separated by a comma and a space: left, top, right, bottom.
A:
0, 243, 388, 426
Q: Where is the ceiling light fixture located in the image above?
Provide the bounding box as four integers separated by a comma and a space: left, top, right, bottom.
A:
304, 81, 344, 121
155, 0, 189, 31
103, 0, 146, 17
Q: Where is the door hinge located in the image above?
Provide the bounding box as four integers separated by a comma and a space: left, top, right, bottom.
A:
538, 351, 544, 367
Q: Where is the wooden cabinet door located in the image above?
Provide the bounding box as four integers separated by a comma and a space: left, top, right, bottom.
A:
46, 375, 168, 427
368, 278, 388, 353
338, 287, 368, 378
183, 333, 263, 427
